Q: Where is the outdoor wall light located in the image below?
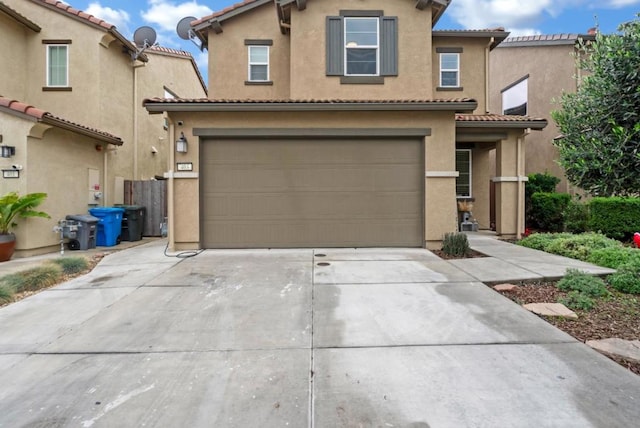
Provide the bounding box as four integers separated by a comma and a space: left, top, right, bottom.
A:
0, 145, 15, 158
176, 132, 188, 153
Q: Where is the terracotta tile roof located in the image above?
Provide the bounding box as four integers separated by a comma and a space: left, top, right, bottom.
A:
192, 0, 264, 27
0, 96, 123, 145
456, 113, 547, 129
433, 28, 509, 49
435, 27, 506, 33
499, 33, 596, 47
145, 97, 475, 104
0, 1, 41, 31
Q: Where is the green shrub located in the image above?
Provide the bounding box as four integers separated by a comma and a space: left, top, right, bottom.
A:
589, 197, 640, 240
529, 192, 571, 232
518, 232, 573, 251
442, 232, 470, 257
564, 199, 589, 234
50, 257, 89, 275
587, 247, 640, 269
545, 233, 621, 261
557, 269, 609, 297
0, 285, 13, 304
608, 263, 640, 294
0, 265, 62, 293
525, 172, 561, 228
559, 290, 596, 311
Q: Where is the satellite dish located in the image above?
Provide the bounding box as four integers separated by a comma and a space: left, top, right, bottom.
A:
133, 26, 157, 48
176, 16, 196, 41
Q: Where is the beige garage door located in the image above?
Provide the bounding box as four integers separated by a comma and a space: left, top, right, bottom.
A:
200, 138, 423, 248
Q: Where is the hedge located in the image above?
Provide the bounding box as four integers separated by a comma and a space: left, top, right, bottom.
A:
529, 192, 571, 232
588, 197, 640, 240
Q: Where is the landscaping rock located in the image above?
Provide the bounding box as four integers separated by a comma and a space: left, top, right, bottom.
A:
523, 303, 578, 319
586, 338, 640, 364
493, 283, 519, 291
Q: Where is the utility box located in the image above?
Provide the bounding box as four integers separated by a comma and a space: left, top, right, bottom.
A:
118, 205, 146, 241
88, 207, 124, 247
65, 215, 99, 250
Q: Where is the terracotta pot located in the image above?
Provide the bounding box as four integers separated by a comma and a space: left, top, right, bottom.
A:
0, 233, 16, 262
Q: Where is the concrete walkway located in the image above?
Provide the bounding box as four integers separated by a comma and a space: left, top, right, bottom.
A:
0, 237, 637, 427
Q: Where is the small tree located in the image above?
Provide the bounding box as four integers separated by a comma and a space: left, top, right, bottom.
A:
552, 17, 640, 196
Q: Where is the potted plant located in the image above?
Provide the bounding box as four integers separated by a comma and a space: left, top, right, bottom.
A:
0, 192, 50, 262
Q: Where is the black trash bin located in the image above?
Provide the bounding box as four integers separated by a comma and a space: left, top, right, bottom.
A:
118, 205, 146, 241
65, 214, 99, 250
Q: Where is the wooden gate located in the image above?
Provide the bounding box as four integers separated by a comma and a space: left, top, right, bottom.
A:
124, 180, 167, 237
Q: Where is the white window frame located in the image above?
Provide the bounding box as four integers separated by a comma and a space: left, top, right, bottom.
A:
344, 17, 380, 76
440, 53, 460, 88
247, 45, 269, 82
456, 149, 472, 198
46, 44, 69, 87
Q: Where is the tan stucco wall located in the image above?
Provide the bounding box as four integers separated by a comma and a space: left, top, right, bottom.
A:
0, 12, 30, 101
0, 112, 106, 256
471, 147, 492, 230
162, 109, 457, 250
433, 37, 489, 113
490, 43, 579, 193
207, 3, 290, 99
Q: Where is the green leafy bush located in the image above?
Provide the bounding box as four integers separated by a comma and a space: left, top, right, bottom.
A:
559, 290, 596, 311
0, 265, 62, 293
588, 197, 640, 240
525, 173, 561, 228
50, 257, 89, 275
545, 233, 621, 261
518, 232, 573, 251
564, 199, 589, 234
587, 247, 640, 269
530, 192, 571, 232
608, 263, 640, 294
557, 269, 609, 297
442, 232, 470, 257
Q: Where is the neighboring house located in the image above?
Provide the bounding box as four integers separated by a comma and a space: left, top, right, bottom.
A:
145, 0, 547, 251
0, 0, 207, 257
490, 33, 596, 194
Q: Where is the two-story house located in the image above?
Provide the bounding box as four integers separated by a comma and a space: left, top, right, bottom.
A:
490, 33, 596, 195
145, 0, 547, 251
0, 0, 207, 257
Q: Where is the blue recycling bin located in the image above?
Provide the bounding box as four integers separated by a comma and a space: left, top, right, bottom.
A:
88, 207, 124, 247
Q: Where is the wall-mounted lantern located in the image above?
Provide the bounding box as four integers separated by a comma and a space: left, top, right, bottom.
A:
176, 132, 188, 153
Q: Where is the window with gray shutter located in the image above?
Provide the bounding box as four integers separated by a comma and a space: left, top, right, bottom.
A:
326, 14, 397, 79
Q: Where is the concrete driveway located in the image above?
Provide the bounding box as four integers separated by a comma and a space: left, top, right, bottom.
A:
0, 240, 638, 427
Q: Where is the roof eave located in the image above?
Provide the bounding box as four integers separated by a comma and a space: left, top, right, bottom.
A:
456, 120, 548, 130
0, 2, 41, 32
144, 100, 478, 114
433, 30, 510, 50
42, 115, 124, 145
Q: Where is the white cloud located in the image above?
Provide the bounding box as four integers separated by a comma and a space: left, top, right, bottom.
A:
142, 0, 213, 32
447, 0, 584, 34
85, 2, 131, 31
606, 0, 640, 8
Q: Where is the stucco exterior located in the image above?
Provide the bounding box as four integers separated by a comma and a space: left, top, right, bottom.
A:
0, 0, 207, 257
147, 0, 546, 251
490, 35, 594, 194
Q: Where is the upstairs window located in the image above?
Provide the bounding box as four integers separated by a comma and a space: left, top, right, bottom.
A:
248, 46, 269, 81
440, 53, 460, 88
326, 12, 398, 83
344, 17, 379, 76
502, 75, 529, 116
46, 44, 69, 87
456, 149, 472, 198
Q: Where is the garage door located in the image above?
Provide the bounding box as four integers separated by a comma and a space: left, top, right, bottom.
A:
200, 138, 423, 248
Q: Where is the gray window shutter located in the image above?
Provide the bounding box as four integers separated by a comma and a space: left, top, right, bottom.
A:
380, 17, 398, 76
326, 16, 344, 76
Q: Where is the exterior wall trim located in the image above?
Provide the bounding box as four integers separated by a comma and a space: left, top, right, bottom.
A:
340, 76, 385, 85
436, 47, 463, 53
491, 176, 529, 183
244, 39, 273, 46
339, 10, 384, 17
425, 171, 459, 178
194, 128, 432, 138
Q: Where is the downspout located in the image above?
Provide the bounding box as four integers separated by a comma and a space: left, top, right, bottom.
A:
166, 115, 176, 251
103, 146, 108, 206
133, 61, 146, 180
516, 129, 530, 239
485, 37, 494, 113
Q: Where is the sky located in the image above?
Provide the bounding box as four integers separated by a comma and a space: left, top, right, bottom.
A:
71, 0, 640, 83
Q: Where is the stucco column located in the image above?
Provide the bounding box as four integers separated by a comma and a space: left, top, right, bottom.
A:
472, 148, 491, 229
424, 129, 458, 249
492, 135, 526, 237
